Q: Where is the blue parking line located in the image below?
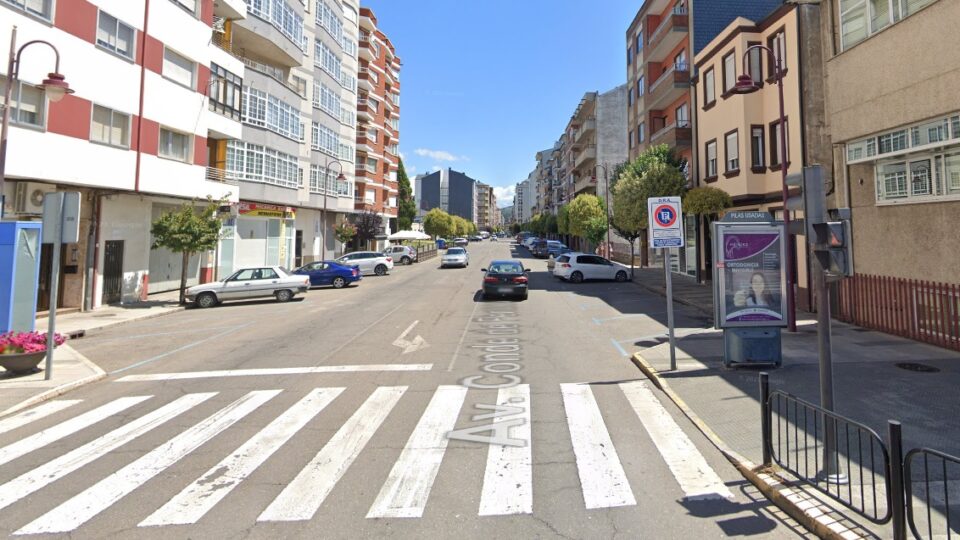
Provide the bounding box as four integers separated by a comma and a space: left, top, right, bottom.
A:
610, 338, 629, 357
592, 317, 603, 325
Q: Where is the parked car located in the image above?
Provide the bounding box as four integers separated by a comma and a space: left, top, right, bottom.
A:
522, 236, 539, 249
440, 247, 470, 268
547, 240, 572, 258
552, 253, 629, 283
336, 251, 394, 276
531, 239, 550, 258
453, 237, 469, 247
490, 235, 498, 242
469, 235, 483, 242
384, 245, 417, 265
186, 266, 309, 308
294, 261, 361, 289
481, 260, 529, 300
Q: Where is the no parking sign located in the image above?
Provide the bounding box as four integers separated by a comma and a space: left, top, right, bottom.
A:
648, 196, 684, 248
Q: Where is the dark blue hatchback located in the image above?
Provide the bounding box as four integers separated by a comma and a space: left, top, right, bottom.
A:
293, 261, 362, 289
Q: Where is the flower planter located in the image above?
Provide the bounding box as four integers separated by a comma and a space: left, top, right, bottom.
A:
0, 351, 46, 375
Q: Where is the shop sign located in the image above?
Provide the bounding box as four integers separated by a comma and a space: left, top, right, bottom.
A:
238, 202, 295, 219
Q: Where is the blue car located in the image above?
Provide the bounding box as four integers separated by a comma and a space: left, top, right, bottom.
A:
294, 260, 362, 289
547, 241, 572, 258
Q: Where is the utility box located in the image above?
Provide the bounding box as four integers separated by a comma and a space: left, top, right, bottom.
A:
723, 327, 782, 367
0, 221, 42, 333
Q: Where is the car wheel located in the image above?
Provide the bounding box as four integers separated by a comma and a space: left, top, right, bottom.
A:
570, 271, 584, 284
332, 277, 346, 289
520, 292, 528, 301
196, 292, 217, 308
615, 270, 628, 282
402, 256, 412, 265
374, 264, 388, 276
275, 289, 294, 302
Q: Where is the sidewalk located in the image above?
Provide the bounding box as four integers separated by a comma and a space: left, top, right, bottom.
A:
626, 266, 716, 317
628, 271, 960, 538
1, 290, 186, 417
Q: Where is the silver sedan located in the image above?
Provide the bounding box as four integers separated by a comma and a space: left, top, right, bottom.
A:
440, 247, 469, 268
186, 266, 310, 308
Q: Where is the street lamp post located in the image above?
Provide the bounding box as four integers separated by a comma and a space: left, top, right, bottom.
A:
322, 158, 346, 259
0, 26, 74, 218
595, 163, 612, 258
733, 44, 796, 333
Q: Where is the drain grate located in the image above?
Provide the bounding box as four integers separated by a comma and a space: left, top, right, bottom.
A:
895, 362, 941, 373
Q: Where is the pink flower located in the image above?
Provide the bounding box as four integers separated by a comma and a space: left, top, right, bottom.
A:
0, 332, 65, 355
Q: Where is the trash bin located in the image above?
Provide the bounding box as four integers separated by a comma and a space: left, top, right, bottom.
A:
436, 239, 446, 249
723, 327, 782, 367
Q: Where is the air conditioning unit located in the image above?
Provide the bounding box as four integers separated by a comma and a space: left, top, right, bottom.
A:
13, 182, 55, 215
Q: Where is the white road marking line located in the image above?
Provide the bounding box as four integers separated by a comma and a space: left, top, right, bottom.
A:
619, 381, 734, 500
0, 400, 82, 436
478, 385, 532, 516
115, 364, 433, 382
258, 386, 406, 522
0, 393, 216, 512
15, 390, 279, 535
140, 388, 343, 527
367, 385, 467, 519
447, 301, 479, 371
318, 304, 405, 363
392, 320, 429, 354
560, 383, 636, 509
0, 396, 151, 467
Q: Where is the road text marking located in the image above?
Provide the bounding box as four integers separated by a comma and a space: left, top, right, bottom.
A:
478, 384, 532, 516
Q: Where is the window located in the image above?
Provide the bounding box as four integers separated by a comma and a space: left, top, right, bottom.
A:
674, 49, 687, 70
878, 162, 908, 198
722, 51, 736, 94
366, 157, 378, 172
246, 0, 306, 51
878, 130, 908, 154
725, 130, 739, 172
840, 0, 934, 51
748, 41, 762, 83
675, 103, 689, 128
2, 0, 52, 19
159, 127, 191, 162
627, 47, 633, 65
311, 122, 339, 156
90, 105, 130, 147
315, 40, 342, 80
770, 118, 789, 167
629, 130, 634, 149
635, 30, 643, 54
0, 76, 44, 128
638, 122, 645, 143
703, 68, 715, 105
243, 87, 302, 140
226, 140, 299, 188
163, 48, 195, 88
751, 126, 765, 169
209, 63, 242, 120
97, 11, 135, 59
628, 87, 634, 107
170, 0, 197, 14
637, 75, 644, 96
705, 140, 718, 178
768, 30, 786, 74
909, 159, 932, 195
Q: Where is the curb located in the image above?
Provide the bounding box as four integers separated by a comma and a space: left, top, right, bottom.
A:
0, 345, 107, 418
630, 352, 869, 540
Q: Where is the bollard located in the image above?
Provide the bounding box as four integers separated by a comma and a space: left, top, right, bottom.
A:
760, 372, 772, 467
888, 420, 907, 540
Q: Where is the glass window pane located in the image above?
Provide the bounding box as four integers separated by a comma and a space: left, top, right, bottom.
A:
91, 105, 112, 144
163, 49, 195, 87
841, 5, 868, 49
97, 12, 116, 49
870, 0, 890, 31
116, 23, 134, 58
15, 84, 43, 125
910, 159, 931, 195
945, 153, 960, 194
112, 111, 129, 146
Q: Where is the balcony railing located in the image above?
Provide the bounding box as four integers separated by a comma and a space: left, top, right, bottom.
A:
236, 55, 304, 97
359, 67, 379, 84
649, 62, 689, 94
206, 166, 236, 184
648, 7, 689, 47
212, 18, 232, 52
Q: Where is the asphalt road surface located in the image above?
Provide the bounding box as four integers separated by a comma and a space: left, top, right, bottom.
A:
0, 241, 810, 539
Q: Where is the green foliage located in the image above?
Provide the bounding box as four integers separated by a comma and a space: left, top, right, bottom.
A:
566, 194, 605, 239
423, 208, 454, 238
510, 223, 521, 235
683, 186, 733, 216
544, 213, 558, 235
557, 205, 570, 235
585, 215, 608, 246
613, 161, 687, 231
150, 197, 225, 304
396, 159, 417, 231
334, 221, 357, 245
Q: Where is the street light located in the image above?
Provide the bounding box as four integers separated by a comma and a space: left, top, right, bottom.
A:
0, 26, 74, 218
594, 163, 612, 258
733, 44, 796, 333
322, 158, 346, 259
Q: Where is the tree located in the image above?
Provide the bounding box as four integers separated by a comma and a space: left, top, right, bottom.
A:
614, 160, 688, 267
150, 198, 224, 305
423, 208, 453, 238
334, 222, 357, 256
544, 213, 558, 236
557, 206, 570, 236
510, 223, 521, 235
397, 159, 416, 231
353, 210, 382, 248
566, 194, 605, 244
683, 186, 733, 216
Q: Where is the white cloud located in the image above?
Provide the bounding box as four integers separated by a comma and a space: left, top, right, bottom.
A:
493, 186, 515, 207
430, 165, 442, 172
415, 148, 466, 162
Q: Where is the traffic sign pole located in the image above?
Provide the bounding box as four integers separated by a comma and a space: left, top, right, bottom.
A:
664, 251, 676, 371
648, 197, 683, 371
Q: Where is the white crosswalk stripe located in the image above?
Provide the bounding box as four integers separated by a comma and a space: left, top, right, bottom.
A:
0, 400, 82, 436
0, 393, 215, 513
366, 385, 468, 518
139, 388, 343, 527
478, 384, 532, 516
0, 396, 151, 468
258, 386, 407, 522
619, 381, 734, 500
560, 383, 637, 509
16, 390, 279, 535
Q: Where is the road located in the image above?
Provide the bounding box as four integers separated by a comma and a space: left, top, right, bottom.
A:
0, 241, 808, 538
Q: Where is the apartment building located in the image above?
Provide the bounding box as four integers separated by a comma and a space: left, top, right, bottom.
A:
565, 86, 628, 201
822, 0, 959, 285
416, 168, 478, 223
513, 178, 533, 225
475, 182, 496, 231
0, 0, 246, 310
355, 7, 400, 236
533, 144, 558, 216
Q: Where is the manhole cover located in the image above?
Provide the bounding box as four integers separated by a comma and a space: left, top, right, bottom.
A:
895, 362, 940, 373
93, 313, 118, 318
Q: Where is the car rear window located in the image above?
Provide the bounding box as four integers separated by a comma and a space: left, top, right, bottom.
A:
556, 255, 570, 263
489, 263, 523, 274
447, 248, 465, 254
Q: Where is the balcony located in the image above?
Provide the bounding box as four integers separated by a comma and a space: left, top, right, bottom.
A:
574, 145, 597, 172
646, 8, 689, 62
573, 174, 596, 196
574, 118, 596, 145
356, 135, 374, 154
646, 62, 690, 110
205, 166, 237, 184
649, 121, 692, 148
357, 99, 373, 121
358, 67, 378, 91
213, 0, 245, 20
232, 14, 303, 68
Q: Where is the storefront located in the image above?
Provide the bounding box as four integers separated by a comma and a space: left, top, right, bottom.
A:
221, 202, 296, 276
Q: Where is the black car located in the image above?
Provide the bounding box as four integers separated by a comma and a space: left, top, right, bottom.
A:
481, 260, 529, 300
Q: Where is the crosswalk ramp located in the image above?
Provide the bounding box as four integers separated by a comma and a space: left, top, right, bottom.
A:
0, 382, 733, 534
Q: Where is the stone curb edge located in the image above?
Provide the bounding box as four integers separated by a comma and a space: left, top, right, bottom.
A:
629, 352, 867, 540
0, 345, 107, 418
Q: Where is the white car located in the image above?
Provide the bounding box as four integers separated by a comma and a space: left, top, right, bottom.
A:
440, 247, 469, 268
336, 251, 394, 276
523, 237, 539, 249
553, 253, 629, 283
186, 266, 310, 308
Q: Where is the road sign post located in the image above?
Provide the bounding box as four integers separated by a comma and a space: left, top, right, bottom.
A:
648, 197, 683, 371
41, 191, 80, 381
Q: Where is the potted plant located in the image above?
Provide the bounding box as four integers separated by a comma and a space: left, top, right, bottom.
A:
0, 332, 66, 375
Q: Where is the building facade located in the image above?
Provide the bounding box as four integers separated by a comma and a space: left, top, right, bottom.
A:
415, 168, 479, 223
564, 86, 628, 202
475, 182, 496, 231
355, 7, 400, 236
513, 178, 533, 225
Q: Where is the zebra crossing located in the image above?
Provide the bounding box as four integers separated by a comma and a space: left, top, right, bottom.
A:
0, 381, 733, 535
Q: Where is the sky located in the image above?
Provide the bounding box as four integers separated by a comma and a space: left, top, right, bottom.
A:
362, 0, 640, 207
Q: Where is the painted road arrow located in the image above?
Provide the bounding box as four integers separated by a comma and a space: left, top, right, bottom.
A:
393, 321, 429, 355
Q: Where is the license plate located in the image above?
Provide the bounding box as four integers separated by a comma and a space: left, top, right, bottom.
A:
498, 287, 513, 294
